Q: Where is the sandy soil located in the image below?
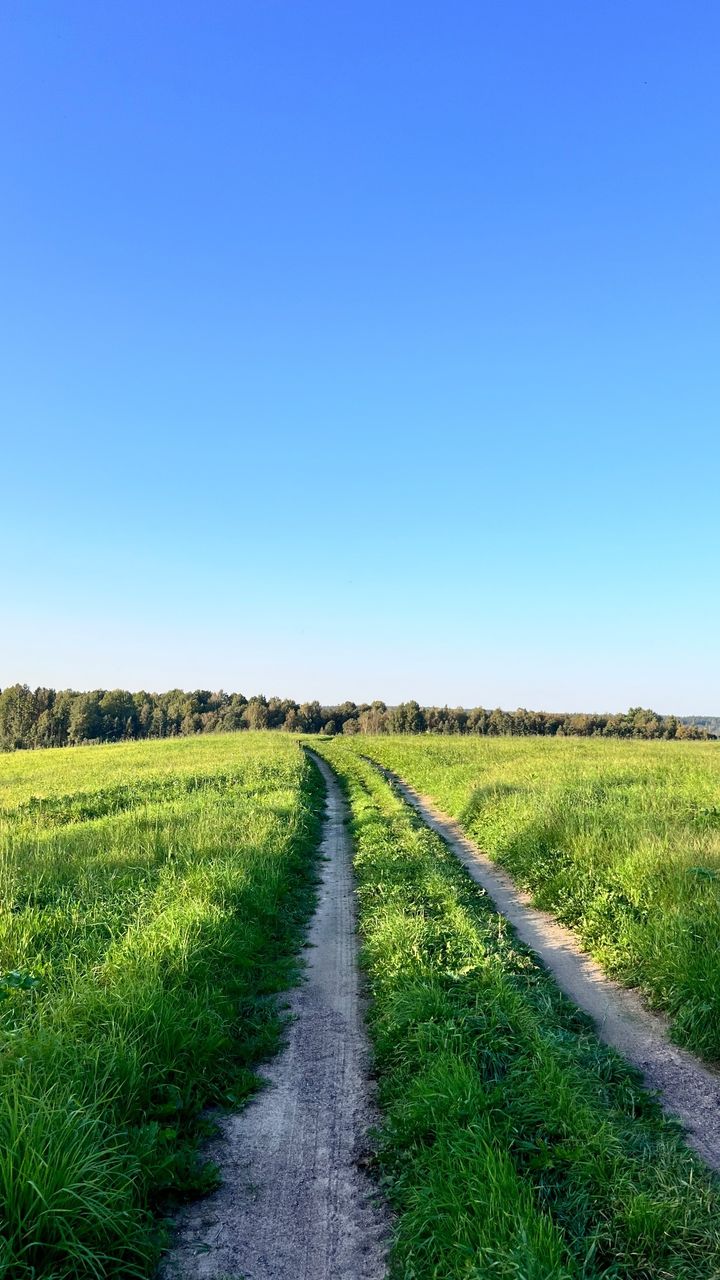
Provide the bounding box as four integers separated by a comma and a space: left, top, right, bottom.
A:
160, 752, 388, 1280
372, 760, 720, 1174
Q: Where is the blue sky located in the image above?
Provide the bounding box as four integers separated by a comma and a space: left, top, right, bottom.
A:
1, 2, 718, 712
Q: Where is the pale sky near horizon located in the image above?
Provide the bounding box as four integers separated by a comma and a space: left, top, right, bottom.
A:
1, 2, 718, 714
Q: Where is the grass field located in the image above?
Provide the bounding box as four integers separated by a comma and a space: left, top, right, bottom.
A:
4, 730, 720, 1279
314, 739, 720, 1279
352, 735, 720, 1063
0, 733, 322, 1279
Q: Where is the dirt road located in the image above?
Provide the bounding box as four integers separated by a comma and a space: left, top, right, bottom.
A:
160, 751, 388, 1280
372, 760, 720, 1174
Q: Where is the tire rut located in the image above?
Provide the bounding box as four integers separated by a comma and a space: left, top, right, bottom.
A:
160, 751, 388, 1280
368, 757, 720, 1175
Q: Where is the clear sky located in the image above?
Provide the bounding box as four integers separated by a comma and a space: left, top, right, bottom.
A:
1, 2, 718, 713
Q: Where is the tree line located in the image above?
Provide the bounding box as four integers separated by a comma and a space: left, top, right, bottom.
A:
0, 684, 713, 752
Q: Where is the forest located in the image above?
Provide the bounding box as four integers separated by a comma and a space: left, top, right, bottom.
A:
0, 683, 712, 751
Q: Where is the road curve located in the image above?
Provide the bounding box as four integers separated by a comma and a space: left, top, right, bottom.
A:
160, 750, 388, 1280
368, 758, 720, 1175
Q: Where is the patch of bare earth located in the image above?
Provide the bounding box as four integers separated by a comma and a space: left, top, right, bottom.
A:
160, 752, 388, 1280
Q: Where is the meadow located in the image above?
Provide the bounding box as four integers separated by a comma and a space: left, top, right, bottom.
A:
354, 735, 720, 1062
4, 729, 720, 1280
0, 734, 322, 1279
315, 739, 720, 1279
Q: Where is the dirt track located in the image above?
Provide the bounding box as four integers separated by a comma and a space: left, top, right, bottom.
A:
372, 760, 720, 1174
160, 751, 388, 1280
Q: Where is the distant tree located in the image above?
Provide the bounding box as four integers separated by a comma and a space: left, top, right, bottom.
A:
134, 692, 154, 738
68, 692, 103, 744
466, 706, 489, 735
160, 690, 189, 736
49, 691, 73, 746
297, 701, 323, 733
0, 684, 36, 750
566, 713, 592, 736
268, 697, 297, 729
98, 689, 138, 741
244, 696, 269, 730
358, 702, 387, 734
334, 701, 358, 732
219, 693, 248, 732
388, 701, 424, 734
0, 686, 711, 752
488, 708, 508, 736
181, 711, 200, 735
284, 708, 302, 733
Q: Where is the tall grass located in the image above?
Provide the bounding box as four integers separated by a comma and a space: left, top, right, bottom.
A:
0, 734, 322, 1279
355, 735, 720, 1061
313, 740, 720, 1279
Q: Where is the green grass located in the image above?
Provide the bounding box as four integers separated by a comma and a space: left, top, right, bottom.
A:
0, 733, 322, 1279
312, 739, 720, 1279
350, 735, 720, 1063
